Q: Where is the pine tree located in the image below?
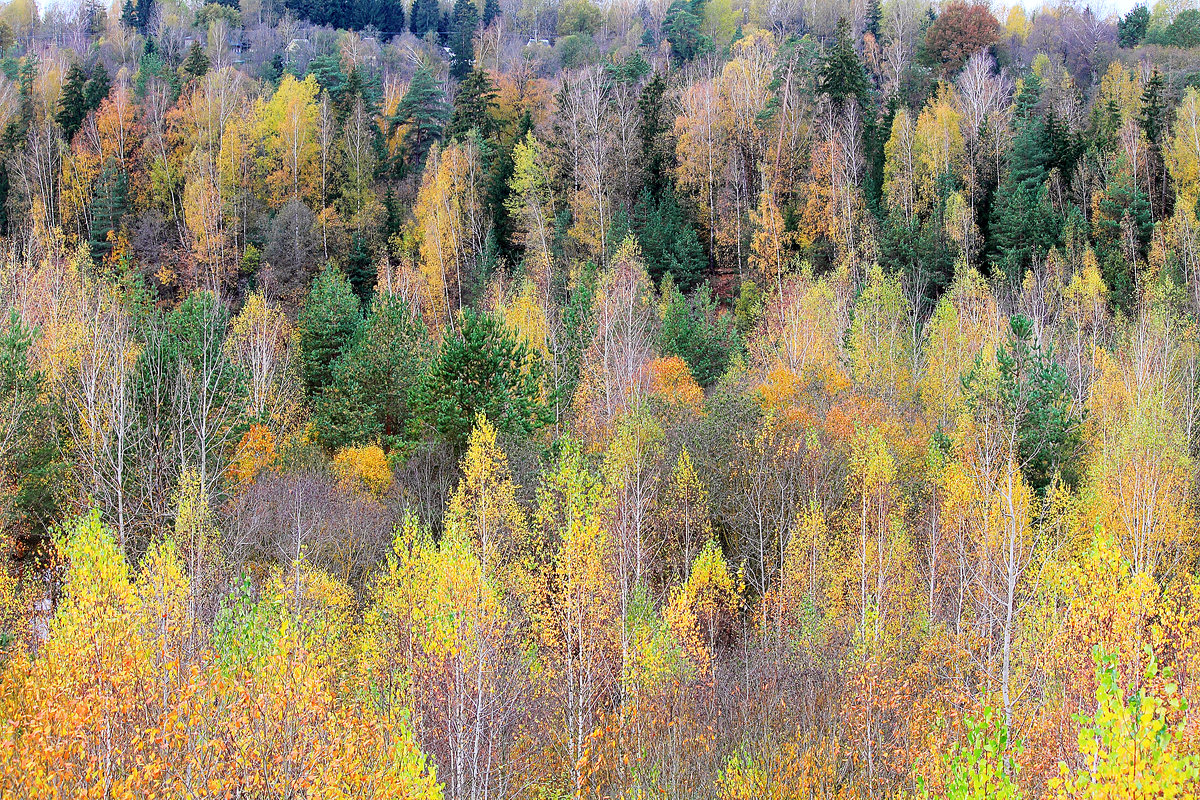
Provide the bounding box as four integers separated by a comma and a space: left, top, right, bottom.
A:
55, 63, 88, 141
416, 308, 550, 450
298, 264, 363, 397
449, 0, 479, 81
181, 42, 209, 82
315, 295, 430, 451
447, 66, 497, 140
820, 18, 868, 108
1118, 4, 1149, 47
409, 0, 440, 36
391, 60, 449, 166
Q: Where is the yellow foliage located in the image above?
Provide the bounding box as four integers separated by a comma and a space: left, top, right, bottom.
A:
333, 444, 394, 496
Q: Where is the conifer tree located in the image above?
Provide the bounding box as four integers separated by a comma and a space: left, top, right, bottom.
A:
820, 18, 868, 108
409, 0, 440, 36
447, 66, 496, 140
391, 60, 449, 166
298, 265, 363, 397
55, 63, 87, 141
449, 0, 479, 81
181, 42, 209, 82
482, 0, 500, 26
84, 64, 110, 111
416, 308, 550, 450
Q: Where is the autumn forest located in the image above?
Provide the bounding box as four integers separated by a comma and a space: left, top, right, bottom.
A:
1, 0, 1200, 795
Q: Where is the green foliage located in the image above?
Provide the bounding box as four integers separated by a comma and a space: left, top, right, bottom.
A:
1055, 649, 1200, 797
665, 0, 712, 62
1118, 5, 1149, 47
315, 295, 429, 452
659, 280, 739, 387
966, 314, 1082, 491
391, 61, 449, 168
55, 63, 87, 141
820, 18, 868, 107
409, 0, 439, 37
936, 707, 1022, 800
447, 67, 497, 141
298, 264, 362, 397
0, 310, 63, 541
417, 308, 551, 450
449, 0, 479, 81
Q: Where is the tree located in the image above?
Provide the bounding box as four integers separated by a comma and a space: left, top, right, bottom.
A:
391, 61, 449, 167
84, 64, 110, 111
181, 42, 209, 81
409, 0, 440, 36
921, 2, 999, 78
664, 0, 711, 62
447, 67, 497, 141
1118, 5, 1149, 47
56, 62, 87, 141
659, 280, 738, 386
417, 308, 550, 450
449, 0, 479, 81
316, 295, 429, 451
1051, 651, 1200, 798
0, 310, 62, 545
820, 18, 868, 107
298, 265, 362, 397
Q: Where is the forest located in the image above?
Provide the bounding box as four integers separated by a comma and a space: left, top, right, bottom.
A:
2, 0, 1200, 795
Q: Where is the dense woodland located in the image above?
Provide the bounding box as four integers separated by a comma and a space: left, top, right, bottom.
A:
6, 0, 1200, 795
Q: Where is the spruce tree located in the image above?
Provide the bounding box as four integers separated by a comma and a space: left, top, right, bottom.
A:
315, 294, 429, 451
55, 63, 88, 141
88, 165, 129, 265
449, 0, 479, 81
298, 265, 363, 397
84, 65, 110, 111
482, 0, 500, 26
181, 42, 210, 82
409, 0, 439, 37
447, 66, 496, 140
820, 18, 868, 108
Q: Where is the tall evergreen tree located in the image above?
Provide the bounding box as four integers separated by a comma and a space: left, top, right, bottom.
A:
449, 0, 479, 81
84, 64, 111, 110
820, 18, 868, 108
298, 265, 363, 397
390, 61, 449, 167
89, 165, 129, 265
55, 63, 88, 141
409, 0, 440, 36
482, 0, 500, 26
181, 42, 210, 82
447, 66, 497, 140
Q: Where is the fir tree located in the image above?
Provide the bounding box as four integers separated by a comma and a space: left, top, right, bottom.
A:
315, 294, 429, 451
409, 0, 439, 36
84, 64, 111, 111
55, 63, 88, 141
482, 0, 500, 26
88, 165, 129, 266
